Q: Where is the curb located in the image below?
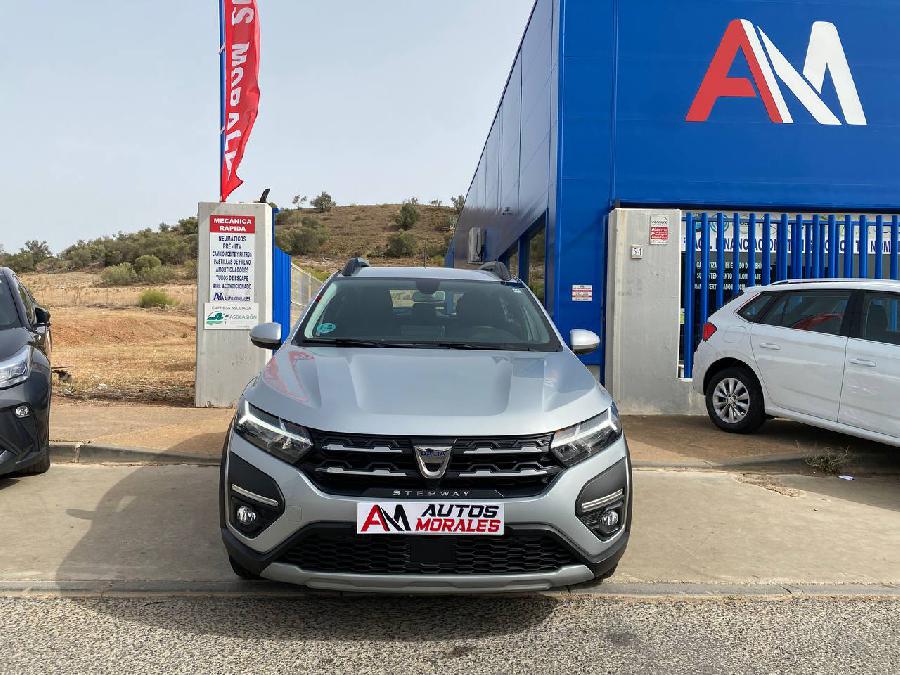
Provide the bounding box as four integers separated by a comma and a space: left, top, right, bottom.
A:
50, 443, 218, 466
0, 579, 898, 599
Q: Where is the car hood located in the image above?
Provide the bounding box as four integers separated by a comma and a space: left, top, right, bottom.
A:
244, 345, 611, 437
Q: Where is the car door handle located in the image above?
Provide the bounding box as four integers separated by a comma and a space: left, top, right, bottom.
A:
849, 358, 877, 368
759, 342, 781, 351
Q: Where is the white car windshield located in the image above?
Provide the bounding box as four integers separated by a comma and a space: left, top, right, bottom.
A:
297, 277, 561, 352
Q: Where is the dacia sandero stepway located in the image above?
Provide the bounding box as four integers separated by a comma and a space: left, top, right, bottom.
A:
220, 259, 631, 593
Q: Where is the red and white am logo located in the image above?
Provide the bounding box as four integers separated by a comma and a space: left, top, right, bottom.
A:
687, 20, 866, 126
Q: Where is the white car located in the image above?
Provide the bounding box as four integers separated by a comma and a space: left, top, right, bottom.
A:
693, 279, 900, 446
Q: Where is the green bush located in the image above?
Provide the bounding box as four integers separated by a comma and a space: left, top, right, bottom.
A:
62, 217, 197, 271
100, 263, 137, 286
394, 201, 421, 231
276, 217, 328, 256
133, 254, 162, 275
385, 232, 416, 257
138, 289, 177, 309
3, 251, 35, 274
138, 265, 176, 284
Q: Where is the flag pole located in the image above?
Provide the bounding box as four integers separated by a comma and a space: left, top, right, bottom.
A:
218, 0, 226, 202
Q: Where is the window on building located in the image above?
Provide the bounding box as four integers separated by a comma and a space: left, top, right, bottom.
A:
528, 227, 546, 306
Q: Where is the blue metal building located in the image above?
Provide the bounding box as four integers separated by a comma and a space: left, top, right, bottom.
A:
448, 0, 900, 372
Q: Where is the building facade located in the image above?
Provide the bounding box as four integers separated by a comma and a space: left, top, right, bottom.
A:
448, 0, 900, 377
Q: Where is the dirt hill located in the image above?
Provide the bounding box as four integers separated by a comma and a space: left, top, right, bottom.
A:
276, 203, 457, 277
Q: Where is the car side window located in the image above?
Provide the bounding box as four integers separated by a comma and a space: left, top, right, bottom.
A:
16, 281, 36, 327
737, 293, 772, 322
860, 293, 900, 346
761, 291, 850, 336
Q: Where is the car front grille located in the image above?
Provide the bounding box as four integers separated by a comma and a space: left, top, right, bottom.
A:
275, 526, 582, 575
299, 430, 563, 497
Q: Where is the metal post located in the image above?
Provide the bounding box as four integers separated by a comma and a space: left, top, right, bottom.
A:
804, 216, 812, 279
762, 213, 772, 286
791, 215, 803, 279
876, 215, 884, 279
828, 214, 838, 278
700, 213, 710, 328
811, 214, 821, 279
715, 212, 725, 309
776, 213, 789, 281
859, 215, 869, 279
732, 212, 740, 297
219, 0, 226, 202
747, 213, 756, 287
892, 215, 900, 281
683, 214, 696, 378
844, 214, 854, 277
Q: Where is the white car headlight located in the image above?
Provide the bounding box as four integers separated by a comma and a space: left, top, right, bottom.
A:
234, 400, 312, 464
551, 405, 623, 467
0, 346, 31, 389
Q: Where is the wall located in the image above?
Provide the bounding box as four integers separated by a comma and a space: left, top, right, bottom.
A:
451, 0, 560, 269
605, 208, 705, 414
195, 202, 273, 408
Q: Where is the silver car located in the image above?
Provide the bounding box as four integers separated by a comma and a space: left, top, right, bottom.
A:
220, 259, 631, 593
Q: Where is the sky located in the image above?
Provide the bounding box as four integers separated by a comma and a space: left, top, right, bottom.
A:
2, 1, 534, 254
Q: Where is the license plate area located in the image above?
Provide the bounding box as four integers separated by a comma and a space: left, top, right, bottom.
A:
356, 501, 505, 535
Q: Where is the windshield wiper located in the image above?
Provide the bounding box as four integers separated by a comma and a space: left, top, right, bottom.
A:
302, 338, 387, 348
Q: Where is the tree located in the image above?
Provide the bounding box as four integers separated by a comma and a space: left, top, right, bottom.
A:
5, 251, 35, 274
429, 199, 443, 207
394, 200, 421, 231
311, 191, 336, 213
451, 195, 466, 214
292, 195, 308, 207
275, 217, 328, 256
23, 240, 52, 265
133, 254, 162, 275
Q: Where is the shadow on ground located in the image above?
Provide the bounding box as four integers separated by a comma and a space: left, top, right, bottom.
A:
69, 594, 560, 641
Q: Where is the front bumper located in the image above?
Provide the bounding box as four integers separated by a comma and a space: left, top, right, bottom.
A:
222, 430, 631, 592
0, 375, 50, 477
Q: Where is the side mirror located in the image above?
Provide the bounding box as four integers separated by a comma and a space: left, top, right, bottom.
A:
569, 329, 600, 356
34, 306, 51, 326
250, 322, 283, 350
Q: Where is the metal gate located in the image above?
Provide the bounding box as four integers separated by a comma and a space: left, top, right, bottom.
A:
681, 211, 900, 377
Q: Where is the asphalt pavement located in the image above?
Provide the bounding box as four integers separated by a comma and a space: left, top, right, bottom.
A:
2, 595, 897, 674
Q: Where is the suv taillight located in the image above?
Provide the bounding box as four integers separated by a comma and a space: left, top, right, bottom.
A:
701, 322, 717, 341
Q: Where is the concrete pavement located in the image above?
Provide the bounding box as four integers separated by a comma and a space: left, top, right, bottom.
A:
1, 465, 897, 590
2, 595, 898, 674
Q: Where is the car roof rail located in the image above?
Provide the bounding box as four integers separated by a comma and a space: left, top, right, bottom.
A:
478, 261, 512, 281
341, 257, 370, 277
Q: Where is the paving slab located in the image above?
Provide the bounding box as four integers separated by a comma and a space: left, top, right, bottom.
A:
0, 465, 897, 589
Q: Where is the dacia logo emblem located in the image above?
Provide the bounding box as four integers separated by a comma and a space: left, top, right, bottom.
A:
413, 445, 453, 480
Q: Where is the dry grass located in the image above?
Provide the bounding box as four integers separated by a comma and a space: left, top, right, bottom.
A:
22, 272, 197, 310
51, 306, 196, 405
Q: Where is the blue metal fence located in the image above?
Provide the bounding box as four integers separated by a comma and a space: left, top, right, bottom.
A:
681, 211, 900, 378
271, 208, 293, 342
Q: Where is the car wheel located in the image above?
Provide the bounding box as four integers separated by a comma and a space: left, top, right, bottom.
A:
706, 367, 766, 434
18, 449, 51, 475
229, 555, 261, 581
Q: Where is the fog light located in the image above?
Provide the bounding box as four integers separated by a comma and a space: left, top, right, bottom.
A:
236, 505, 258, 527
14, 405, 30, 419
600, 510, 620, 528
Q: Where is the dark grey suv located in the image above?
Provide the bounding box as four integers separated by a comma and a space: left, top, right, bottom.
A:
0, 268, 52, 478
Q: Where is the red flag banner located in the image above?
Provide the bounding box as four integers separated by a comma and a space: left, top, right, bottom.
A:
221, 0, 261, 201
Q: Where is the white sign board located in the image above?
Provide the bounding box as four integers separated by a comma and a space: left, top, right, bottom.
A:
649, 215, 670, 245
209, 215, 256, 302
572, 284, 593, 302
203, 302, 260, 331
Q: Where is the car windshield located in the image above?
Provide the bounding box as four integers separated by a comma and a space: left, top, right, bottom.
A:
297, 277, 561, 351
0, 277, 21, 330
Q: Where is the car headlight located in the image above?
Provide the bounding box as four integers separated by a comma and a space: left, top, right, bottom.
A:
551, 405, 623, 467
234, 400, 312, 464
0, 346, 31, 389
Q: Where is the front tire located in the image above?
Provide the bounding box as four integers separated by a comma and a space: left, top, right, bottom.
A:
705, 367, 766, 434
18, 449, 51, 475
